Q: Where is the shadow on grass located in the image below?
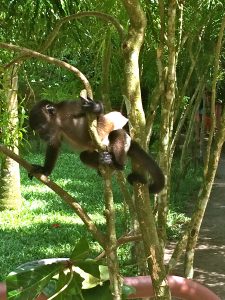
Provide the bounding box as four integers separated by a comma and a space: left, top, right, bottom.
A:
20, 152, 125, 215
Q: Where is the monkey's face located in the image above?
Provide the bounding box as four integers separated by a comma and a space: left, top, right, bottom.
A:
29, 101, 58, 142
34, 121, 54, 141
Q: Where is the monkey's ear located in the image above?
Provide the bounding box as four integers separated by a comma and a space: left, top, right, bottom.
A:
45, 104, 56, 115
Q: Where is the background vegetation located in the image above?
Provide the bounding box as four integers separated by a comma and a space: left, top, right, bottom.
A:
0, 0, 225, 299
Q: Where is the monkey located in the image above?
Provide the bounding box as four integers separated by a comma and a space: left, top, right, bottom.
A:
28, 97, 165, 193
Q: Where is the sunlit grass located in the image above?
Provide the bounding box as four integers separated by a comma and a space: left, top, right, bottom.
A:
0, 151, 126, 280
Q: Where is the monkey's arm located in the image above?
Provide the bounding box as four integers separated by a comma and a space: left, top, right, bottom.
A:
43, 142, 61, 175
29, 142, 61, 179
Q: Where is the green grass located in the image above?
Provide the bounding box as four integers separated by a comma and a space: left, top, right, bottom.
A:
0, 151, 128, 281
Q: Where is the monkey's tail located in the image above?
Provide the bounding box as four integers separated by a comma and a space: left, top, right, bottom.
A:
127, 141, 165, 194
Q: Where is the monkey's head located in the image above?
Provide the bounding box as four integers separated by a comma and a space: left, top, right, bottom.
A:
29, 100, 59, 141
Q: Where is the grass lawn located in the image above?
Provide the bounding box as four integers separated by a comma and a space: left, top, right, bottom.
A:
0, 151, 128, 281
0, 149, 194, 281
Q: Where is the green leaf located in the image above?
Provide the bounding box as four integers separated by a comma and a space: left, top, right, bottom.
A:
53, 271, 83, 300
82, 281, 113, 300
6, 258, 69, 300
76, 259, 101, 278
81, 272, 101, 290
122, 284, 136, 297
42, 279, 58, 298
99, 265, 109, 282
70, 238, 90, 260
72, 263, 109, 290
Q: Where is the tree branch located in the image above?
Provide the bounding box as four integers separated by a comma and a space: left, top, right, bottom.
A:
54, 11, 125, 41
4, 11, 125, 70
0, 42, 93, 98
95, 231, 142, 260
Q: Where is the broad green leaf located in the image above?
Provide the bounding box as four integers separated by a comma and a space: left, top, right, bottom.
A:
99, 265, 109, 281
82, 281, 113, 300
70, 238, 90, 260
76, 259, 101, 278
53, 271, 83, 300
73, 263, 109, 290
73, 266, 100, 289
42, 279, 58, 298
6, 258, 70, 300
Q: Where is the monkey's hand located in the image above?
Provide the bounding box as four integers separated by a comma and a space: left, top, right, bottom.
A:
81, 97, 103, 115
98, 151, 124, 170
99, 151, 113, 166
28, 164, 50, 180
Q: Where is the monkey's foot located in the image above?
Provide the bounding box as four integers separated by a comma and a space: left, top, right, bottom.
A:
127, 172, 147, 185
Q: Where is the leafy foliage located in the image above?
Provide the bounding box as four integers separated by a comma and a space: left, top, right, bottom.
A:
6, 238, 134, 300
6, 239, 107, 300
1, 1, 224, 297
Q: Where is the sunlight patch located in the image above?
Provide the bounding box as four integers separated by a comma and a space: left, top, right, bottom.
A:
55, 178, 73, 186
33, 214, 84, 225
29, 200, 46, 210
89, 213, 105, 224
22, 184, 53, 193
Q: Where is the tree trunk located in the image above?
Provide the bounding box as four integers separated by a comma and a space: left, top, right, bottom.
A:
0, 64, 22, 210
121, 0, 171, 298
102, 168, 122, 299
157, 0, 177, 247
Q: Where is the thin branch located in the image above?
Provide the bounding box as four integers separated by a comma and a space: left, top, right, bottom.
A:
4, 11, 125, 70
95, 231, 142, 260
170, 79, 202, 154
0, 42, 93, 98
116, 172, 135, 215
0, 143, 106, 248
145, 81, 163, 145
101, 30, 112, 112
166, 228, 189, 274
145, 0, 166, 143
102, 167, 121, 299
55, 11, 125, 41
158, 0, 165, 46
176, 0, 184, 58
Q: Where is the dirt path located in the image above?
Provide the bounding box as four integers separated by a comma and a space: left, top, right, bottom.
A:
192, 153, 225, 298
166, 152, 225, 299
